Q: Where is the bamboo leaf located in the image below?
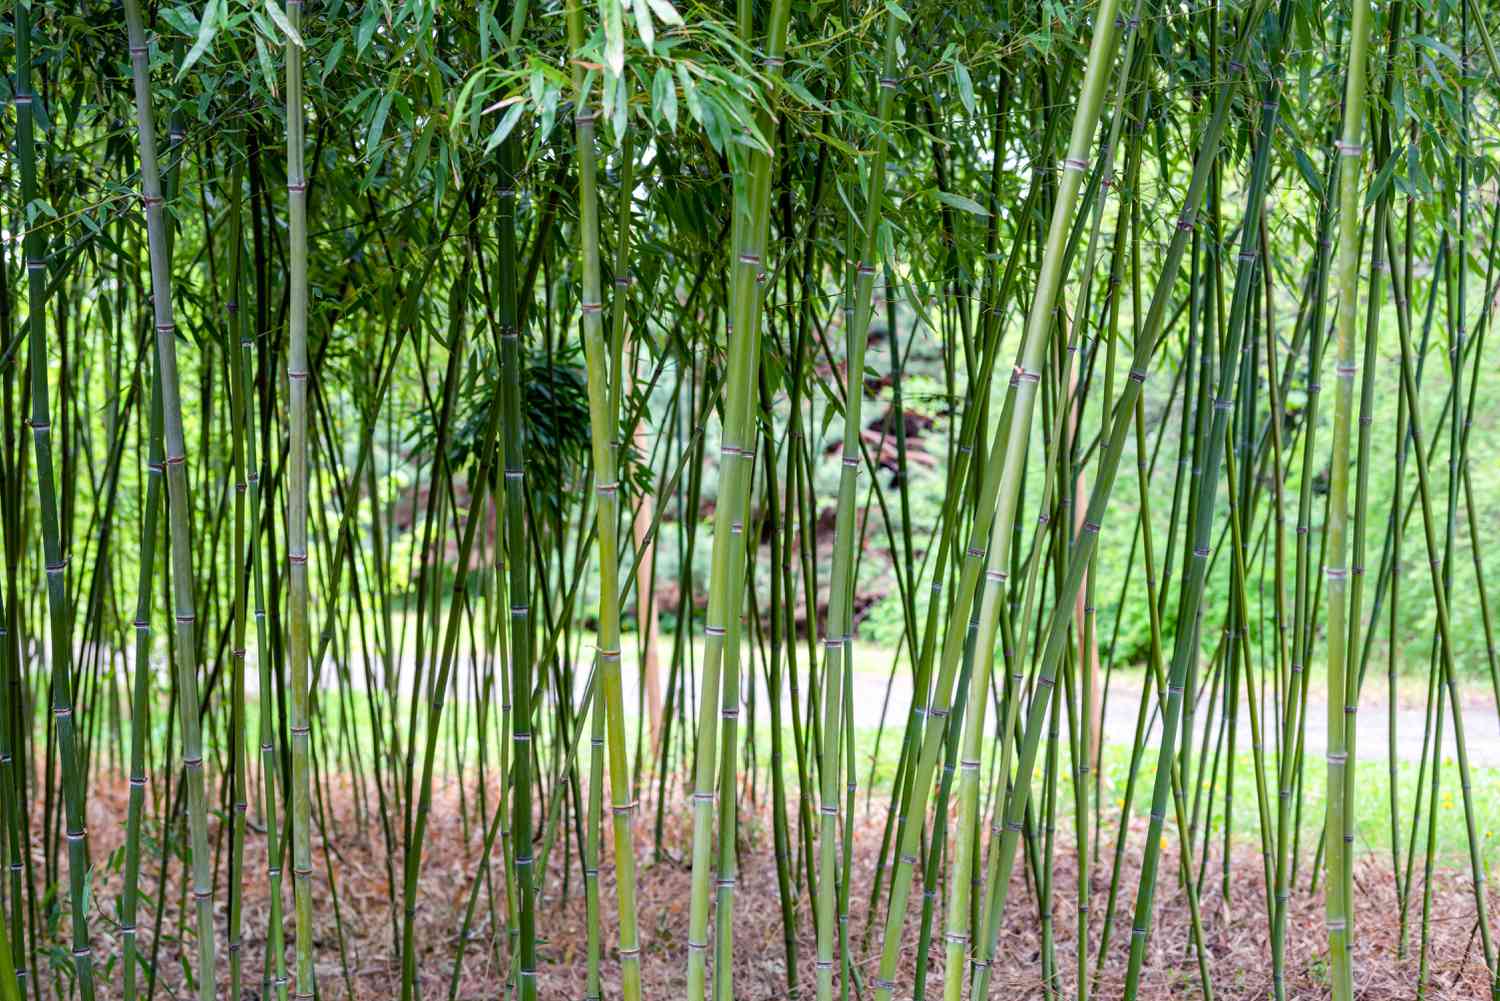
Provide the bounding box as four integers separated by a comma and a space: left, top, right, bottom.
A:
266, 0, 304, 48
652, 66, 677, 130
632, 0, 655, 51
933, 189, 988, 216
177, 0, 224, 80
484, 102, 526, 153
645, 0, 683, 26
366, 91, 394, 154
952, 60, 975, 116
602, 0, 625, 75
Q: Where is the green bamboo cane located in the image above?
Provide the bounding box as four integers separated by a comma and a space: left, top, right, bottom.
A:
13, 6, 96, 996
224, 155, 254, 1001
567, 14, 644, 993
281, 2, 317, 999
868, 6, 1127, 992
121, 356, 163, 1001
814, 12, 902, 1001
1321, 0, 1374, 990
119, 4, 216, 999
682, 1, 792, 997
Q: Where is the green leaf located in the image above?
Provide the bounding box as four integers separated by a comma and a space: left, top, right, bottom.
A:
177, 0, 224, 81
883, 0, 911, 23
934, 189, 988, 216
356, 4, 380, 53
484, 102, 526, 153
321, 37, 346, 84
1364, 147, 1399, 209
601, 0, 625, 75
266, 0, 304, 48
645, 0, 683, 26
652, 66, 678, 130
632, 0, 655, 51
676, 64, 702, 124
953, 60, 974, 116
366, 91, 394, 154
254, 31, 279, 97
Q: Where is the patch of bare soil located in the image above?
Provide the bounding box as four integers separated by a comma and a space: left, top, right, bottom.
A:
70, 771, 1491, 999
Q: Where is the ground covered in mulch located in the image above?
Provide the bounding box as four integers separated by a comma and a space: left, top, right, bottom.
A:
74, 771, 1492, 999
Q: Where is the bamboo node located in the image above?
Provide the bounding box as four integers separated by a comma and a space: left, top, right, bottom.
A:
26, 418, 51, 431
929, 707, 949, 719
965, 546, 985, 559
898, 852, 918, 865
819, 803, 838, 816
1128, 368, 1148, 384
692, 792, 714, 804
720, 706, 740, 720
596, 481, 619, 496
1334, 363, 1356, 378
1335, 141, 1363, 157
287, 181, 308, 193
580, 301, 603, 315
1192, 545, 1210, 559
984, 569, 1007, 583
288, 368, 309, 381
615, 275, 633, 288
738, 252, 761, 266
705, 625, 726, 637
590, 736, 604, 747
878, 77, 899, 91
1214, 396, 1233, 412
959, 759, 979, 772
619, 946, 642, 959
761, 53, 785, 68
599, 647, 621, 661
513, 730, 532, 743
857, 262, 877, 276
1063, 157, 1089, 173
289, 553, 308, 565
1083, 520, 1100, 535
1326, 752, 1348, 764
192, 888, 212, 900
510, 604, 529, 618
970, 961, 990, 971
814, 960, 835, 970
930, 581, 943, 594
687, 940, 708, 951
13, 94, 33, 105
44, 559, 67, 575
53, 705, 72, 719
1325, 567, 1348, 580
120, 925, 136, 936
183, 754, 204, 768
1005, 820, 1022, 832
1015, 367, 1041, 384
1228, 59, 1245, 74
72, 948, 91, 960
715, 877, 736, 888
1167, 685, 1184, 697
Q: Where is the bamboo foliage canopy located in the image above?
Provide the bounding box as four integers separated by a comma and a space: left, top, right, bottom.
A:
1, 0, 1499, 998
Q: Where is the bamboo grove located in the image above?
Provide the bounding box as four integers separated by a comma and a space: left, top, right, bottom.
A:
1, 0, 1499, 997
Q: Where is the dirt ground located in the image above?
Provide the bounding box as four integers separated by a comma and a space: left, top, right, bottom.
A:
66, 771, 1494, 1000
